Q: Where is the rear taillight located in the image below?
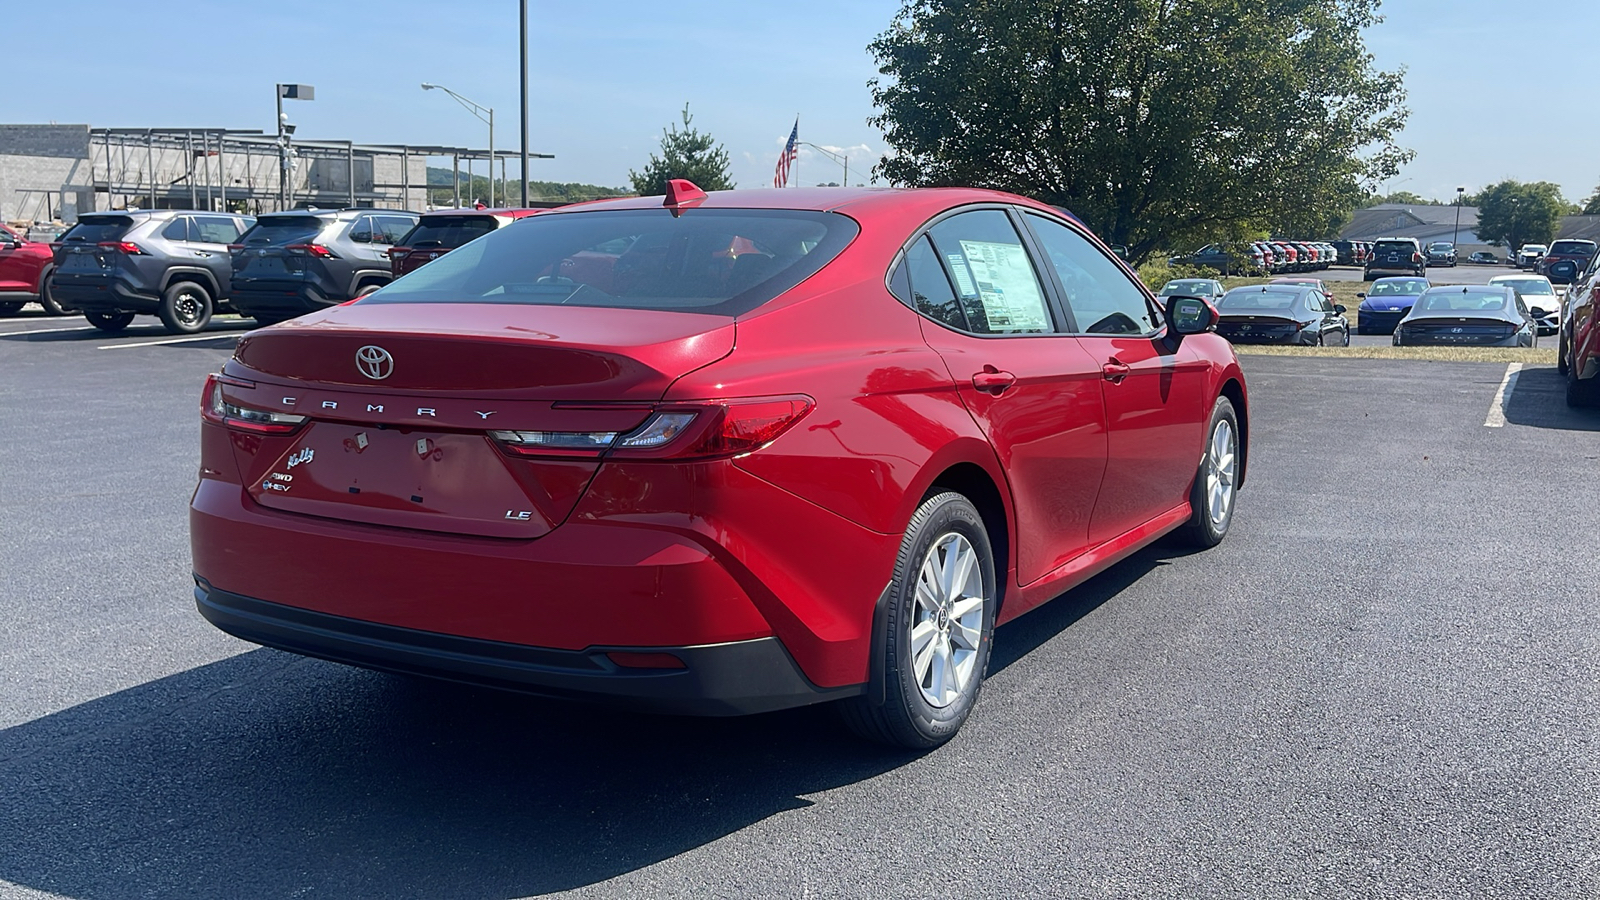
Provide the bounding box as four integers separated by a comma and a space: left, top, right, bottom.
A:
201, 374, 307, 434
285, 243, 336, 258
388, 249, 409, 258
98, 241, 144, 255
227, 243, 244, 252
489, 396, 813, 461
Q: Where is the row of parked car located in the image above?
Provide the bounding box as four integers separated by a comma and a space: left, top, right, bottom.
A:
1168, 240, 1375, 276
0, 205, 536, 334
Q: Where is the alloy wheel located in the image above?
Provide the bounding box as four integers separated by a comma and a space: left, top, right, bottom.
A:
173, 290, 204, 326
1206, 419, 1237, 527
910, 532, 989, 709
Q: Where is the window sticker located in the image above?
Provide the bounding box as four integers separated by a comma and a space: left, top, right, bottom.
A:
946, 253, 977, 297
957, 240, 1050, 332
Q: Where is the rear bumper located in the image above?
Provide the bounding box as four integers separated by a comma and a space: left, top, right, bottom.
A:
230, 282, 334, 316
1357, 310, 1406, 334
196, 582, 858, 716
51, 275, 158, 313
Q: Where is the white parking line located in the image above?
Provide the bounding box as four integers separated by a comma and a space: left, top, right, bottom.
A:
0, 325, 95, 337
1484, 362, 1522, 427
97, 333, 244, 351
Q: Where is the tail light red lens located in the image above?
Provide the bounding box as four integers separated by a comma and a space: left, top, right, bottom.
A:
98, 241, 144, 255
388, 249, 409, 258
285, 244, 336, 258
201, 374, 307, 434
488, 397, 813, 461
227, 243, 244, 252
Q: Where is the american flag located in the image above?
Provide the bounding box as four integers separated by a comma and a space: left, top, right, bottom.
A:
774, 119, 798, 188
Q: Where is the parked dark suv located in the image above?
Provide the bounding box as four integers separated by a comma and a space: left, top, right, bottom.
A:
1364, 237, 1426, 279
229, 209, 418, 324
1535, 239, 1597, 279
49, 210, 256, 333
388, 207, 543, 278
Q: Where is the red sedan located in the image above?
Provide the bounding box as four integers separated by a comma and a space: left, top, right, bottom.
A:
191, 182, 1248, 748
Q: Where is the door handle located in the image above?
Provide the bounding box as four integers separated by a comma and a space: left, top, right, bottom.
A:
971, 366, 1017, 394
1101, 360, 1131, 383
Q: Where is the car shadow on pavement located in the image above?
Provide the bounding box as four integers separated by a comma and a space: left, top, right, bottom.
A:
0, 648, 916, 898
1504, 366, 1600, 431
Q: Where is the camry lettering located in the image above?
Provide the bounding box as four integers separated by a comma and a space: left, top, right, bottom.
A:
322, 401, 338, 410
281, 397, 297, 406
417, 408, 436, 417
367, 404, 384, 413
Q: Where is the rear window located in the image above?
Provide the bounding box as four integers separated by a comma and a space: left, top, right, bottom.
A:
1370, 280, 1427, 296
60, 216, 134, 243
240, 216, 325, 246
1418, 289, 1507, 312
1548, 241, 1595, 255
1159, 280, 1212, 295
1374, 241, 1415, 253
367, 208, 859, 317
398, 215, 499, 250
1495, 278, 1553, 295
1220, 289, 1303, 310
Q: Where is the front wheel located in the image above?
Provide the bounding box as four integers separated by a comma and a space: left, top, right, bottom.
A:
839, 491, 997, 750
1558, 332, 1570, 376
85, 311, 135, 333
1175, 397, 1240, 548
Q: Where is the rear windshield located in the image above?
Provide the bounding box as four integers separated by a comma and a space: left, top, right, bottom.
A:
59, 216, 134, 243
1429, 242, 1453, 251
398, 215, 499, 250
1548, 241, 1595, 255
1219, 289, 1303, 310
1418, 289, 1507, 312
1521, 245, 1547, 253
367, 208, 859, 317
1494, 278, 1553, 295
1159, 280, 1212, 295
240, 216, 325, 246
1374, 241, 1415, 253
1370, 280, 1426, 296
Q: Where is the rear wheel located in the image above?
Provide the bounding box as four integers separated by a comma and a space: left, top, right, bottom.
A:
38, 271, 73, 316
354, 283, 384, 298
158, 281, 213, 335
85, 311, 135, 333
1558, 331, 1570, 376
1175, 397, 1239, 548
839, 491, 996, 750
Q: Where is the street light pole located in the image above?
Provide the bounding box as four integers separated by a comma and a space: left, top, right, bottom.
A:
520, 0, 530, 208
1453, 186, 1465, 250
422, 82, 495, 207
274, 84, 315, 211
798, 141, 849, 186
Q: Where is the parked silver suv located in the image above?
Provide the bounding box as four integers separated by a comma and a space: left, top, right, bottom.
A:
229, 209, 418, 325
49, 209, 256, 333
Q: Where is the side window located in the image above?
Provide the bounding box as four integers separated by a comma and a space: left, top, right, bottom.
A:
192, 216, 241, 244
348, 216, 376, 243
374, 215, 415, 245
925, 210, 1054, 335
901, 235, 967, 331
161, 217, 190, 242
1024, 213, 1159, 335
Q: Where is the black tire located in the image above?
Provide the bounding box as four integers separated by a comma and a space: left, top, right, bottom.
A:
37, 270, 73, 316
839, 491, 997, 750
1558, 331, 1570, 376
0, 301, 22, 316
84, 311, 135, 333
354, 283, 384, 298
1174, 396, 1240, 549
158, 281, 213, 335
1342, 329, 1350, 347
1566, 364, 1600, 408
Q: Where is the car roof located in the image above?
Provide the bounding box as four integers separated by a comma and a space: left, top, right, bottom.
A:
255, 208, 416, 220
418, 207, 544, 219
540, 186, 1058, 221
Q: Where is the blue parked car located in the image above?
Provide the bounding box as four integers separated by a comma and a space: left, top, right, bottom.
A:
1356, 276, 1429, 334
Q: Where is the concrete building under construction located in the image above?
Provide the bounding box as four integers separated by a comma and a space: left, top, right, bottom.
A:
0, 123, 521, 225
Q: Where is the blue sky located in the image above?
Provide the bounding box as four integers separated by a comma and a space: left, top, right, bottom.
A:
7, 0, 1595, 203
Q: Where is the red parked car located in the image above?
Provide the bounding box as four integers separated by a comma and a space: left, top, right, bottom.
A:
0, 223, 68, 316
191, 182, 1249, 748
387, 207, 545, 278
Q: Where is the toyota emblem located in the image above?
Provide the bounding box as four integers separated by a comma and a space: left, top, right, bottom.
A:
355, 345, 394, 380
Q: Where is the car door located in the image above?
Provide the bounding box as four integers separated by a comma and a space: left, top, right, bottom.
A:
188, 215, 243, 294
904, 209, 1109, 586
1020, 211, 1209, 548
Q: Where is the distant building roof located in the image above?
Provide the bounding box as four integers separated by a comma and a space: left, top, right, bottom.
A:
1342, 203, 1479, 241
1556, 215, 1600, 242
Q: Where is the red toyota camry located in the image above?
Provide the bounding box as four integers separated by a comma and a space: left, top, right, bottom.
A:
191, 182, 1248, 748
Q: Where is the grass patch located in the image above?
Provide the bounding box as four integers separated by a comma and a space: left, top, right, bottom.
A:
1233, 345, 1556, 364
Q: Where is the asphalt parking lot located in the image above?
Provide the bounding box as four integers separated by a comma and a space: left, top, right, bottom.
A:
2, 313, 1598, 898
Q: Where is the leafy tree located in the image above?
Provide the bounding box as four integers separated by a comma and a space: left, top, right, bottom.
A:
1376, 190, 1442, 206
868, 0, 1411, 263
1583, 185, 1600, 216
1475, 180, 1566, 252
628, 104, 735, 196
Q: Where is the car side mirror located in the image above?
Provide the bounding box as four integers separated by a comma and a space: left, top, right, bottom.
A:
1529, 306, 1549, 318
1548, 260, 1578, 284
1355, 292, 1366, 299
1164, 295, 1216, 343
1334, 304, 1347, 314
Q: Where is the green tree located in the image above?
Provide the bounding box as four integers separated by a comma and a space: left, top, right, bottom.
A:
1582, 185, 1600, 215
1377, 190, 1442, 206
868, 0, 1411, 263
1475, 180, 1566, 252
628, 104, 735, 196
